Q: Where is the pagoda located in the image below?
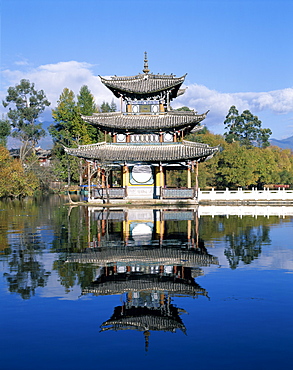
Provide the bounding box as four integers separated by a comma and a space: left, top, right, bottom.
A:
65, 53, 218, 201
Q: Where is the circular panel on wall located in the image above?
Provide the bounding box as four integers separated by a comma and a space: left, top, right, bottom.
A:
117, 134, 126, 142
132, 224, 153, 237
164, 132, 173, 142
132, 223, 153, 241
152, 105, 159, 113
132, 165, 152, 183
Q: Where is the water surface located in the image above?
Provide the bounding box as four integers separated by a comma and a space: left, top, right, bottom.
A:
0, 196, 292, 370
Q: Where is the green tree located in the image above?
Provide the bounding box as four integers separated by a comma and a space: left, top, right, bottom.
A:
51, 86, 101, 146
50, 87, 102, 185
176, 106, 192, 111
223, 105, 241, 143
110, 99, 117, 112
224, 106, 272, 148
50, 88, 80, 185
76, 85, 103, 143
77, 85, 98, 116
215, 143, 260, 188
2, 79, 50, 162
50, 88, 78, 146
100, 99, 117, 112
0, 116, 11, 147
186, 128, 225, 188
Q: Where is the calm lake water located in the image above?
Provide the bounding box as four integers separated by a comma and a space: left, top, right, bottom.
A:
0, 195, 292, 370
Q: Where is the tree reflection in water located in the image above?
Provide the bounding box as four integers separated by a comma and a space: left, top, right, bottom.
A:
224, 225, 270, 269
1, 197, 56, 299
4, 249, 51, 299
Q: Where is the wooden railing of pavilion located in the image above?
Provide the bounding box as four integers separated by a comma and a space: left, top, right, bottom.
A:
90, 187, 197, 200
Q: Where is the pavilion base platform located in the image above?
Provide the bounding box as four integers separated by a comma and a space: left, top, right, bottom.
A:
86, 198, 198, 206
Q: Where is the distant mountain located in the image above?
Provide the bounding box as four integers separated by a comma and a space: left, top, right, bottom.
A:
270, 136, 293, 150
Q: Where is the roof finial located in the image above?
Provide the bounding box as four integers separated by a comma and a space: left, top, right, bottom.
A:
143, 51, 150, 74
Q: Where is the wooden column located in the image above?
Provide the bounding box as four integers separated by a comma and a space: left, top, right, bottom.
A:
127, 104, 132, 113
195, 209, 199, 249
160, 164, 164, 199
101, 169, 106, 188
97, 166, 101, 187
195, 161, 199, 200
97, 219, 101, 247
187, 165, 192, 188
122, 165, 129, 188
187, 219, 191, 242
123, 212, 129, 241
87, 161, 91, 200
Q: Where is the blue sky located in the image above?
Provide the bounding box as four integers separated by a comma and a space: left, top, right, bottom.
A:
1, 0, 293, 147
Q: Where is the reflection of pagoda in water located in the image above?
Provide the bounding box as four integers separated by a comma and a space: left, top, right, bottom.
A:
67, 208, 218, 350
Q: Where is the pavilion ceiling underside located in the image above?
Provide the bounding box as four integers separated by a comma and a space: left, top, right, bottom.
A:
82, 112, 207, 132
69, 248, 218, 266
100, 74, 186, 98
65, 141, 218, 164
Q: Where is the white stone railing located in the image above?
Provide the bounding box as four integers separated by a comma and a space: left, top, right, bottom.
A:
198, 205, 293, 217
198, 188, 293, 202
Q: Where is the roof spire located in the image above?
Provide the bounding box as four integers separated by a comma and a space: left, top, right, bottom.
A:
144, 330, 150, 352
143, 51, 150, 74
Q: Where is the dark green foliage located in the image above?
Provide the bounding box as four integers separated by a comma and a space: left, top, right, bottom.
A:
176, 106, 192, 111
77, 85, 98, 116
224, 105, 272, 148
77, 85, 103, 143
0, 117, 11, 147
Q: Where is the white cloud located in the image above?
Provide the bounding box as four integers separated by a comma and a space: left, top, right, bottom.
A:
175, 84, 293, 116
174, 84, 293, 131
14, 60, 30, 66
1, 61, 115, 117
